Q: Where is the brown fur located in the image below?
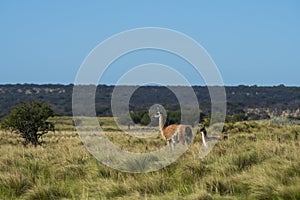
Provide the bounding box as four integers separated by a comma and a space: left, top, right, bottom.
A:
162, 124, 179, 141
156, 112, 192, 147
220, 133, 229, 140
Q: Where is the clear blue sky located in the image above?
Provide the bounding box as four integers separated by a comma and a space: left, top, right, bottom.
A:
1, 1, 299, 86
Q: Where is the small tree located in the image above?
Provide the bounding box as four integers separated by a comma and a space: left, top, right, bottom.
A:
140, 113, 151, 125
1, 101, 55, 147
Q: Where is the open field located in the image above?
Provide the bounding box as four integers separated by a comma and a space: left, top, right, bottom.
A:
0, 117, 300, 199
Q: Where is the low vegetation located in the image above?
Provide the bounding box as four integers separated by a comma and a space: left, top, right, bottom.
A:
0, 117, 300, 199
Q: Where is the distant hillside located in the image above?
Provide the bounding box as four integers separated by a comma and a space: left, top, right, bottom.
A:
0, 84, 299, 119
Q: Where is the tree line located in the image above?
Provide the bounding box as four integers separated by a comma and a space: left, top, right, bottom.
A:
0, 84, 299, 119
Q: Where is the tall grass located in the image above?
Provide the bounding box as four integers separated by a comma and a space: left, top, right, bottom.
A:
0, 118, 299, 199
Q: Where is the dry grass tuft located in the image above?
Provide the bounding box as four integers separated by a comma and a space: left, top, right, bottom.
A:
0, 117, 299, 199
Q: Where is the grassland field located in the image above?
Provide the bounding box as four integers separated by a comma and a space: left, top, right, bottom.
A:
0, 116, 300, 199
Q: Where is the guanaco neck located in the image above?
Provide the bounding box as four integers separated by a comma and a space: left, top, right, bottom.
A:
158, 114, 166, 140
201, 131, 207, 146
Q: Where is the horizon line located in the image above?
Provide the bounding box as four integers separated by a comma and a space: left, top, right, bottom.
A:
0, 83, 298, 87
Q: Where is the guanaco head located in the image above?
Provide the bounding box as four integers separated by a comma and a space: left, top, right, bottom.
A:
154, 111, 162, 118
200, 127, 207, 137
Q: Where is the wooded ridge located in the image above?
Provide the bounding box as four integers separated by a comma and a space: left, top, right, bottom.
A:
0, 84, 299, 119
